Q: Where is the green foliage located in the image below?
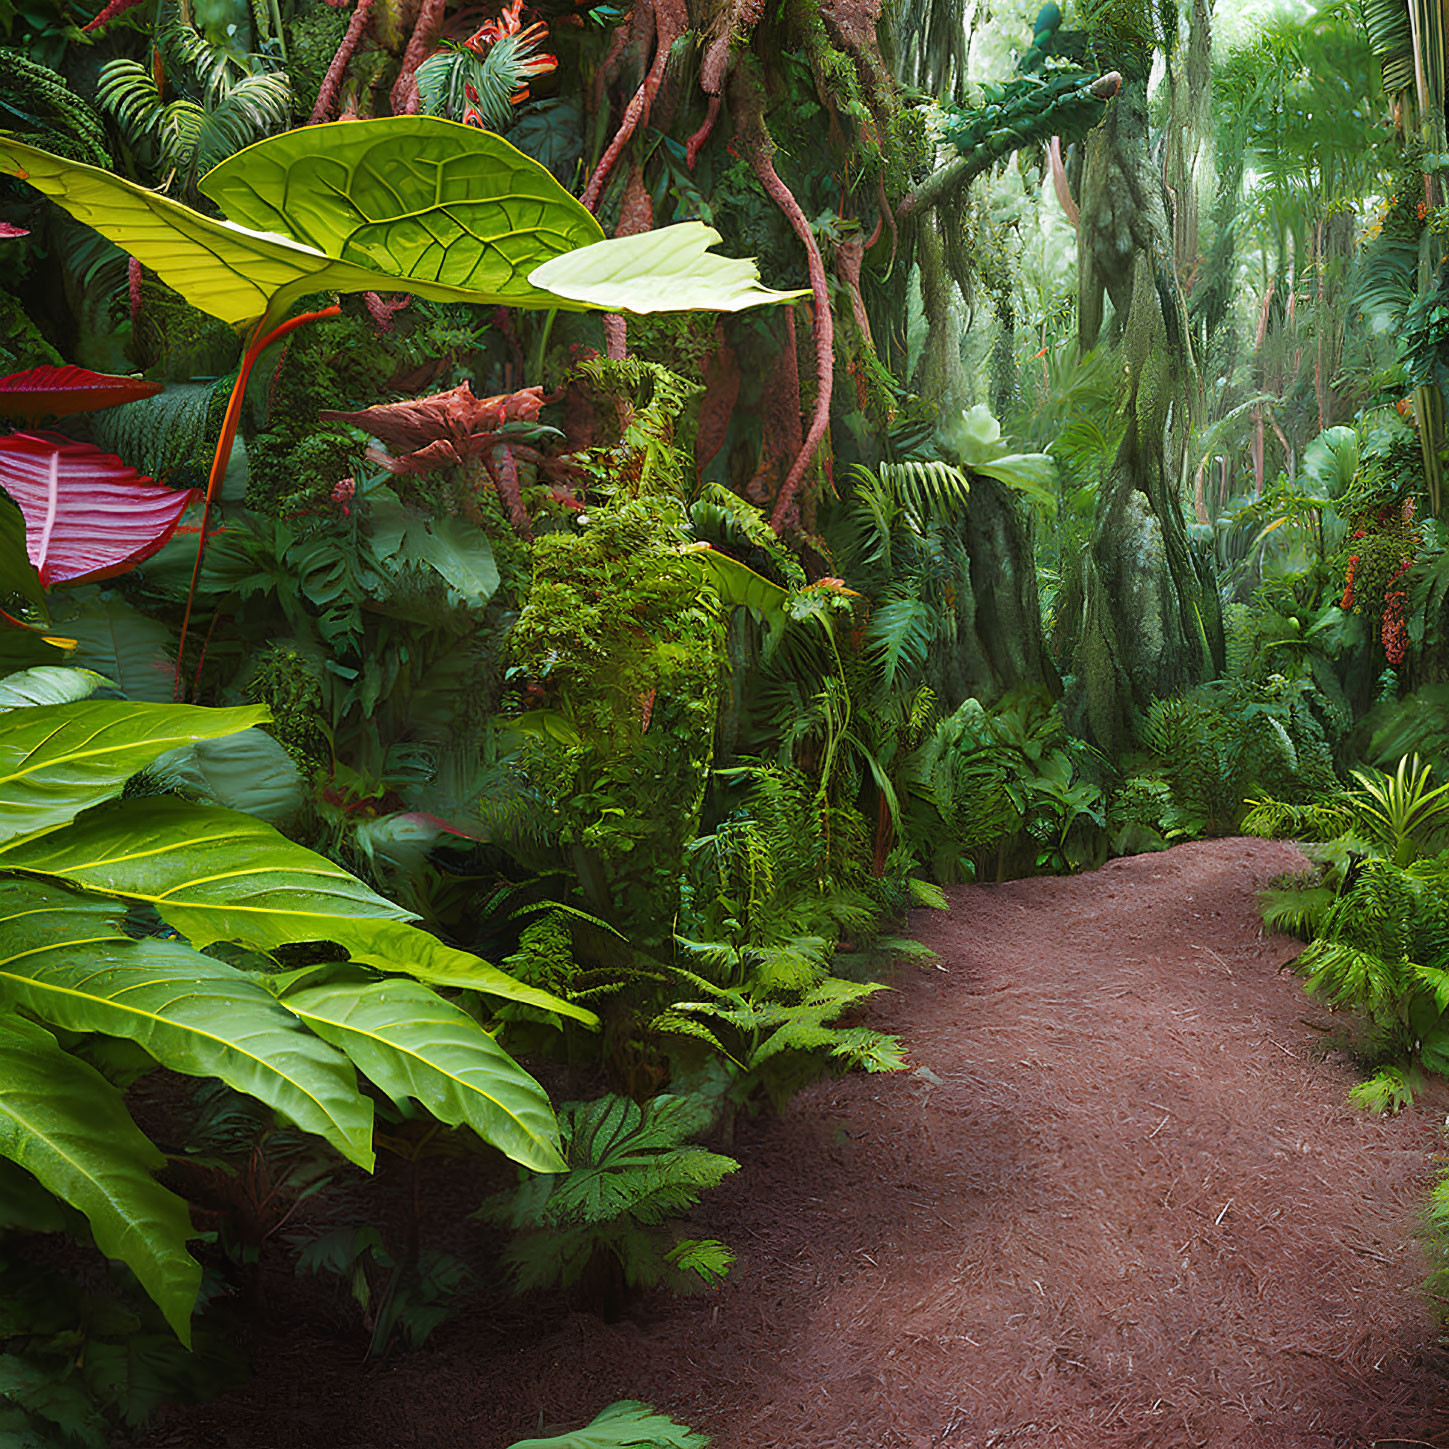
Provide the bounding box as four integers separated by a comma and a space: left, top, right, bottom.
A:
0, 49, 109, 164
0, 1246, 245, 1448
1138, 676, 1338, 837
481, 1094, 737, 1311
296, 1225, 472, 1356
97, 25, 291, 194
1349, 754, 1449, 866
510, 377, 729, 939
504, 1400, 710, 1449
653, 970, 906, 1112
0, 686, 577, 1341
905, 688, 1105, 881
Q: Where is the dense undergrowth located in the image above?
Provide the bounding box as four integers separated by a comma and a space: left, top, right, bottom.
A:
5, 0, 1449, 1442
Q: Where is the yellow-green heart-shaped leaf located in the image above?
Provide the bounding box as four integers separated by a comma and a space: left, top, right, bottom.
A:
200, 117, 604, 311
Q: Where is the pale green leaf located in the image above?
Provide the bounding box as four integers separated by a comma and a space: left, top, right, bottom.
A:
0, 699, 265, 844
0, 133, 384, 328
529, 222, 809, 314
278, 977, 566, 1172
0, 796, 597, 1025
0, 878, 374, 1169
407, 514, 501, 604
0, 1013, 200, 1343
0, 666, 109, 710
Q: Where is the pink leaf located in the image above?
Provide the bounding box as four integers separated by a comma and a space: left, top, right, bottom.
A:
0, 365, 163, 421
0, 431, 196, 586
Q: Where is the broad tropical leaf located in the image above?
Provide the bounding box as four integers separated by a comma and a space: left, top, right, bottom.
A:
0, 666, 107, 710
48, 593, 176, 702
277, 977, 566, 1172
0, 432, 196, 586
942, 404, 1057, 505
0, 878, 375, 1169
0, 366, 162, 421
0, 1013, 200, 1343
529, 222, 809, 314
503, 1400, 711, 1449
1, 126, 805, 328
0, 796, 597, 1024
147, 727, 305, 824
0, 699, 265, 843
0, 133, 388, 328
200, 118, 603, 311
678, 543, 788, 618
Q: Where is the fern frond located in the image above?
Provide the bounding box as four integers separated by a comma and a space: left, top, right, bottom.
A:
877, 459, 971, 522
865, 590, 938, 692
1347, 1065, 1418, 1115
97, 58, 165, 140
1259, 884, 1336, 940
1299, 939, 1402, 1015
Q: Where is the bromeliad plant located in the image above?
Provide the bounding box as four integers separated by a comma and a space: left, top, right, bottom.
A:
0, 672, 595, 1343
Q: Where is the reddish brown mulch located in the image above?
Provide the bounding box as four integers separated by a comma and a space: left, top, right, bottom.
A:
151, 838, 1449, 1448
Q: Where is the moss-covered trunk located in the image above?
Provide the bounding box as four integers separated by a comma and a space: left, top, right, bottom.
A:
1064, 35, 1219, 751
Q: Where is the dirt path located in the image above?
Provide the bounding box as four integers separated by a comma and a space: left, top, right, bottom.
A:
156, 839, 1449, 1448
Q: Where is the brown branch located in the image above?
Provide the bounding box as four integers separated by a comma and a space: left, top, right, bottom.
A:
390, 0, 445, 115
733, 70, 833, 534
312, 0, 374, 122
581, 0, 686, 211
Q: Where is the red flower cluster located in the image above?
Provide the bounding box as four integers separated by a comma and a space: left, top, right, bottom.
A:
459, 0, 557, 126
1341, 554, 1359, 610
1382, 556, 1414, 665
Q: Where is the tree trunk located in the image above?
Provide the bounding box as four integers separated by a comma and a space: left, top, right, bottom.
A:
1066, 36, 1220, 751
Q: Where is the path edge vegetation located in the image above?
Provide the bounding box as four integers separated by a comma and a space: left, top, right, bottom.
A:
4, 0, 1449, 1440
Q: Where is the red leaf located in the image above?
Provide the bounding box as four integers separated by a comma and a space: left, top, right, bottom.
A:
0, 223, 28, 239
320, 382, 545, 464
0, 365, 163, 421
0, 432, 196, 587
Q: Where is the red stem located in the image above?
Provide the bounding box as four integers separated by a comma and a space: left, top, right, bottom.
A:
685, 95, 722, 170
174, 306, 341, 698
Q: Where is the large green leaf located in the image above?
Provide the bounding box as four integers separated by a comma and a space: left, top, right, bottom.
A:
48, 593, 177, 703
200, 118, 604, 312
0, 1013, 200, 1343
147, 727, 305, 825
0, 879, 375, 1170
0, 135, 385, 329
278, 977, 566, 1172
0, 699, 265, 844
0, 796, 597, 1025
528, 222, 809, 314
